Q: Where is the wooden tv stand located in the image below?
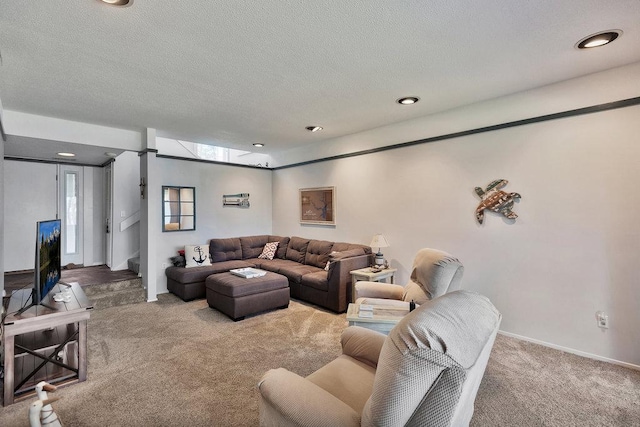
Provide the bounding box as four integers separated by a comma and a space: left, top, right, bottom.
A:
2, 282, 93, 405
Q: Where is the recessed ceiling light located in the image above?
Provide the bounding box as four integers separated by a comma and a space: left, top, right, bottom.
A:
576, 30, 621, 49
253, 143, 264, 148
305, 126, 323, 132
56, 152, 76, 157
397, 97, 420, 105
99, 0, 133, 7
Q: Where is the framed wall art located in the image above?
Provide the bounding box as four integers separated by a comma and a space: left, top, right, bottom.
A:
300, 186, 336, 225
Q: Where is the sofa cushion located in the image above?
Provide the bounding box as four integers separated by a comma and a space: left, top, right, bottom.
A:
278, 264, 324, 284
285, 236, 310, 263
329, 247, 366, 261
165, 260, 254, 284
206, 271, 288, 298
240, 235, 270, 259
300, 270, 329, 292
185, 244, 212, 268
258, 241, 279, 260
304, 239, 334, 269
256, 258, 301, 274
332, 242, 372, 254
210, 238, 242, 262
269, 236, 290, 259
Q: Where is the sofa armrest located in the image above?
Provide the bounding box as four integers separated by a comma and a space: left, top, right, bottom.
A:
341, 326, 386, 368
327, 254, 373, 312
354, 281, 404, 301
258, 368, 360, 427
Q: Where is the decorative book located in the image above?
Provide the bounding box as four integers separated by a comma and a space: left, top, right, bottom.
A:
230, 268, 267, 279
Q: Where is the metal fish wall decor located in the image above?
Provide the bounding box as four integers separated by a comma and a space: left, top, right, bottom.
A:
223, 193, 250, 208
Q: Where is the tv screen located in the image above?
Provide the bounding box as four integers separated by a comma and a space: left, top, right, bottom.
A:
35, 219, 62, 304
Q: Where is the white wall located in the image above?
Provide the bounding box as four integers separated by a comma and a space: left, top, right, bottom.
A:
85, 166, 105, 266
3, 161, 58, 271
0, 137, 4, 298
3, 161, 107, 271
140, 128, 159, 301
273, 104, 640, 367
152, 157, 273, 294
111, 151, 140, 270
3, 110, 143, 152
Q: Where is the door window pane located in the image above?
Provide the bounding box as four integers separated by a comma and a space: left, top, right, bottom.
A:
65, 172, 79, 254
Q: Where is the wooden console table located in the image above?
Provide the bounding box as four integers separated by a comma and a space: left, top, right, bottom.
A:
2, 282, 93, 405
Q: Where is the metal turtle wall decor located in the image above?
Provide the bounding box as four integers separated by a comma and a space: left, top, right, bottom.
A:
474, 179, 521, 224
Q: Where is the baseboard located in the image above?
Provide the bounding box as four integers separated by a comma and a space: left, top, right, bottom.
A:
499, 330, 640, 371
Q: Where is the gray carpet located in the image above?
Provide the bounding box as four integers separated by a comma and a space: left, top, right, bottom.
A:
1, 294, 638, 426
472, 335, 640, 426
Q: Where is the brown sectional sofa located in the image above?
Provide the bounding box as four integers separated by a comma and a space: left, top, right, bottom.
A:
165, 235, 373, 313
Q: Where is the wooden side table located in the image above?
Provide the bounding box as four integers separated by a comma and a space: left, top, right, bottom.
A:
346, 303, 408, 334
2, 282, 93, 405
349, 267, 398, 302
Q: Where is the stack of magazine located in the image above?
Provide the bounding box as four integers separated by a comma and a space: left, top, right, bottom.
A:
230, 267, 267, 278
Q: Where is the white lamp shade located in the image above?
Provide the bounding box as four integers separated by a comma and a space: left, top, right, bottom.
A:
369, 234, 390, 249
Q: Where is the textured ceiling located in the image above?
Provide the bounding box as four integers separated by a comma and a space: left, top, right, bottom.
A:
1, 0, 640, 160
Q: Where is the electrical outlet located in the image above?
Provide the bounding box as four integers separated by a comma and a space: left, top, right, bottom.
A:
161, 263, 167, 269
596, 311, 609, 329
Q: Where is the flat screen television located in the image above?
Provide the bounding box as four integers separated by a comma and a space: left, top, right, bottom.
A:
18, 219, 62, 314
36, 219, 62, 304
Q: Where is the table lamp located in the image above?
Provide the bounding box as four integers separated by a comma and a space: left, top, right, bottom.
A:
369, 234, 390, 266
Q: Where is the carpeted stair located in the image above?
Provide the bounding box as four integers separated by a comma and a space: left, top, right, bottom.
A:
81, 277, 146, 310
127, 257, 141, 275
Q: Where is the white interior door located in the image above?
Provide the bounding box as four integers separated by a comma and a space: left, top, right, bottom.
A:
59, 165, 84, 266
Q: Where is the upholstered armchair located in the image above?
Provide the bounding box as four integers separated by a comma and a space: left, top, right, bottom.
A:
354, 248, 464, 307
258, 290, 501, 427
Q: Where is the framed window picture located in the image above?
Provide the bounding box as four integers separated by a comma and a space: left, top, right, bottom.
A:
300, 187, 336, 225
162, 186, 196, 231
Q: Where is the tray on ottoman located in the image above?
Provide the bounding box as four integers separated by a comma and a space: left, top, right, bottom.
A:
229, 267, 267, 278
206, 271, 289, 321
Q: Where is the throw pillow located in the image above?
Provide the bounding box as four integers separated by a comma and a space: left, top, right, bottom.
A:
169, 255, 186, 267
258, 241, 279, 260
185, 244, 212, 268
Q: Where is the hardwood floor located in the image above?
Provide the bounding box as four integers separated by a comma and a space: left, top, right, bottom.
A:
4, 264, 145, 313
4, 265, 139, 294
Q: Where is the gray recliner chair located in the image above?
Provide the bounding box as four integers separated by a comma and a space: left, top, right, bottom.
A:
354, 248, 464, 307
258, 290, 501, 426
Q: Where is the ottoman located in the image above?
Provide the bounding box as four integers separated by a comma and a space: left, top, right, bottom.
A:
206, 271, 290, 321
